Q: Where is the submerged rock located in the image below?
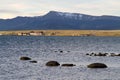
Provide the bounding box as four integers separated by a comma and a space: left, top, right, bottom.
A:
86, 53, 89, 55
116, 54, 120, 56
20, 57, 31, 60
60, 51, 63, 53
30, 60, 37, 63
86, 52, 120, 57
67, 51, 70, 52
87, 63, 107, 68
61, 64, 76, 67
89, 53, 95, 56
87, 52, 110, 57
46, 61, 60, 67
54, 51, 58, 52
110, 53, 116, 56
94, 53, 107, 56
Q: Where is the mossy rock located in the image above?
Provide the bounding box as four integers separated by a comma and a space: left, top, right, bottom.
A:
46, 61, 60, 67
61, 64, 76, 67
20, 57, 31, 60
87, 63, 107, 68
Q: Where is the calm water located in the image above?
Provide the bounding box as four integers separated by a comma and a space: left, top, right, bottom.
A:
0, 36, 120, 80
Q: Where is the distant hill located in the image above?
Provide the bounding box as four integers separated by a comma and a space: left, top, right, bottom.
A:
0, 11, 120, 30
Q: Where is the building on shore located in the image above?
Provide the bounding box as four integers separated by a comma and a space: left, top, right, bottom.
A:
17, 31, 45, 36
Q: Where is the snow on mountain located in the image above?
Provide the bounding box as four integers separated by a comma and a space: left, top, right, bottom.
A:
50, 11, 100, 20
56, 12, 83, 20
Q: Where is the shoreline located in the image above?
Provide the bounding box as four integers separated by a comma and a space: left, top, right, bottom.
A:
0, 30, 120, 36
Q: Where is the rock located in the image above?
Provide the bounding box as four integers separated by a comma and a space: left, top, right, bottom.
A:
86, 53, 89, 55
61, 64, 76, 67
104, 53, 108, 55
96, 53, 107, 56
93, 53, 97, 56
30, 60, 37, 63
88, 52, 108, 56
46, 61, 60, 67
110, 53, 116, 56
67, 51, 70, 52
20, 57, 31, 60
89, 53, 94, 56
54, 51, 58, 52
60, 51, 63, 53
116, 54, 120, 56
87, 63, 107, 68
99, 53, 106, 56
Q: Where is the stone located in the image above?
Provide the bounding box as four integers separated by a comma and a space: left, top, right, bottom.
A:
46, 61, 60, 67
60, 51, 63, 53
110, 53, 116, 56
20, 57, 31, 60
30, 60, 37, 63
117, 54, 120, 56
61, 64, 76, 67
67, 51, 70, 52
54, 51, 58, 52
89, 53, 94, 56
86, 53, 89, 55
87, 63, 107, 68
96, 53, 107, 56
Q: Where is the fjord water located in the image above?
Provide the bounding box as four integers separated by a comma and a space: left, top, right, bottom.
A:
1, 36, 120, 80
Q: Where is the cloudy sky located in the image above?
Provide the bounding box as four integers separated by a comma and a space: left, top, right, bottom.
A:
0, 0, 120, 19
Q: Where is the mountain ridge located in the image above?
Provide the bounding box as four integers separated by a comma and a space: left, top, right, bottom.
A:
0, 11, 120, 30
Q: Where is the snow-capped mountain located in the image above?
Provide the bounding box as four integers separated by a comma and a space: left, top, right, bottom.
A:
44, 11, 96, 20
0, 11, 120, 30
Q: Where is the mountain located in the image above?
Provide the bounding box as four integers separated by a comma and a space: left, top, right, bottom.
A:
0, 11, 120, 30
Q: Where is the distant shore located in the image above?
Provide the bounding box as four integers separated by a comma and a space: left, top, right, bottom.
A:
0, 30, 120, 36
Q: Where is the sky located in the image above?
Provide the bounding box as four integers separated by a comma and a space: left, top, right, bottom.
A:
0, 0, 120, 19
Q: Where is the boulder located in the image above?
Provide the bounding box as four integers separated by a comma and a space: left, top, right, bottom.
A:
87, 63, 107, 68
20, 57, 31, 60
61, 64, 76, 67
46, 61, 60, 67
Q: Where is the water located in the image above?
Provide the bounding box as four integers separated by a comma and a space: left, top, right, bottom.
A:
0, 36, 120, 80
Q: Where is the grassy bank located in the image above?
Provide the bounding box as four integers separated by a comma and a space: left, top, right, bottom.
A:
0, 30, 120, 36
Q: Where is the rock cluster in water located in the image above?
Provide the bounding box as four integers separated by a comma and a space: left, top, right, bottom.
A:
20, 51, 110, 69
86, 52, 120, 57
46, 61, 75, 67
54, 50, 70, 53
20, 56, 37, 63
45, 61, 107, 68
